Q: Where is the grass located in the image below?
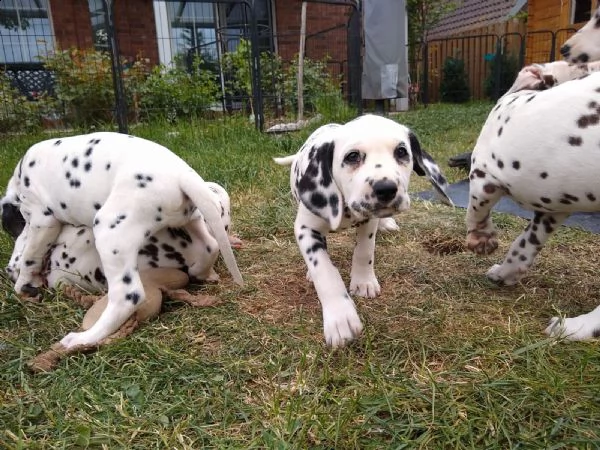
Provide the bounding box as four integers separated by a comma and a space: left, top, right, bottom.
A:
2, 103, 600, 448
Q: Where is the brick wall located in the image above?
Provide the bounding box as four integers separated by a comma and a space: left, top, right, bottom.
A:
114, 0, 159, 64
274, 0, 353, 63
50, 0, 94, 50
49, 0, 159, 65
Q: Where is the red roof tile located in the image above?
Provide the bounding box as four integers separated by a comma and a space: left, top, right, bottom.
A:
427, 0, 526, 39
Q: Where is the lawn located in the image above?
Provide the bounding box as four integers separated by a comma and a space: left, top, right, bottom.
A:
1, 103, 600, 448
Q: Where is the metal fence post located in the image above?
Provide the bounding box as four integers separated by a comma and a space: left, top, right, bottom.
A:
493, 37, 502, 101
422, 42, 429, 106
103, 0, 128, 134
247, 2, 264, 131
347, 1, 362, 114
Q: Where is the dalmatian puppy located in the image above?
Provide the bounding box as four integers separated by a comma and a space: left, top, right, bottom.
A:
275, 114, 453, 347
1, 132, 243, 349
4, 182, 238, 292
504, 60, 600, 95
465, 65, 600, 340
561, 6, 600, 63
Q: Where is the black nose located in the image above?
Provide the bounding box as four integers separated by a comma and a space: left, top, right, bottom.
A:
372, 180, 398, 203
560, 44, 570, 57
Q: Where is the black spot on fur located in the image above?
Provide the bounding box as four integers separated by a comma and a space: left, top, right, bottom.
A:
568, 136, 583, 146
540, 172, 548, 179
512, 161, 520, 170
125, 292, 141, 304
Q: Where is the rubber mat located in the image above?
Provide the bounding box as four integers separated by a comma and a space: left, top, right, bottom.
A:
415, 179, 600, 234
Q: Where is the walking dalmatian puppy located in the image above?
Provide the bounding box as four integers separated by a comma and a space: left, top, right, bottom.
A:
466, 44, 600, 340
275, 114, 453, 347
1, 132, 243, 349
4, 182, 239, 292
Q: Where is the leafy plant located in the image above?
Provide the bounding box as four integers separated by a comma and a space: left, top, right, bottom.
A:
0, 74, 50, 133
41, 48, 148, 126
440, 57, 470, 103
484, 52, 519, 100
282, 56, 343, 116
138, 54, 220, 121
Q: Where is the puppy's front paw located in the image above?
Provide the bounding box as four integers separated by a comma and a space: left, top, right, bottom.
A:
350, 276, 381, 298
545, 315, 600, 341
378, 217, 399, 233
486, 263, 525, 286
466, 230, 498, 255
322, 297, 363, 348
60, 331, 100, 349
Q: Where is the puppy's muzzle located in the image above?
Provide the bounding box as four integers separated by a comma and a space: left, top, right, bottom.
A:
372, 179, 398, 203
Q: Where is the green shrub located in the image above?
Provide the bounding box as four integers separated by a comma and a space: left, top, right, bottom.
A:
41, 48, 148, 126
220, 39, 345, 119
138, 54, 220, 121
0, 74, 50, 133
282, 56, 343, 115
440, 57, 470, 103
484, 52, 519, 99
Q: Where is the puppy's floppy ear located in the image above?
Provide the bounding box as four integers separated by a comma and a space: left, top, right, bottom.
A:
409, 131, 454, 206
297, 141, 344, 230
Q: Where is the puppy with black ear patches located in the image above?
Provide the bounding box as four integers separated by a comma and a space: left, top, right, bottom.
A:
275, 114, 453, 347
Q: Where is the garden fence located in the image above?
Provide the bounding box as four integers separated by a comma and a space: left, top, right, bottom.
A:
0, 0, 580, 133
413, 28, 576, 105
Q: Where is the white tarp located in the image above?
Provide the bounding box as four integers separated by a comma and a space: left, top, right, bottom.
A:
362, 0, 409, 100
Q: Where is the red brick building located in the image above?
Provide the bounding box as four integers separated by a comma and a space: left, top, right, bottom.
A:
0, 0, 353, 70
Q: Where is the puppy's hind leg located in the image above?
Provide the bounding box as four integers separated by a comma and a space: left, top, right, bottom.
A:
15, 217, 62, 297
465, 167, 505, 255
487, 212, 569, 285
60, 210, 153, 349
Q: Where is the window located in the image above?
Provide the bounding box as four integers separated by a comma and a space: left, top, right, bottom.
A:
0, 0, 54, 64
153, 1, 274, 67
572, 0, 592, 24
88, 0, 109, 51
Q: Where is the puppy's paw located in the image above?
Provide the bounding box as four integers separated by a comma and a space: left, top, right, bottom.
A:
466, 230, 498, 255
322, 298, 363, 348
60, 331, 100, 349
350, 276, 381, 298
486, 263, 525, 286
377, 217, 399, 233
545, 315, 600, 341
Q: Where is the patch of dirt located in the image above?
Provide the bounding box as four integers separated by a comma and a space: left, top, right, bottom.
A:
421, 232, 466, 255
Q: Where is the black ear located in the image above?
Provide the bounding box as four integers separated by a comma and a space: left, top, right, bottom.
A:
409, 132, 454, 206
1, 202, 26, 239
297, 141, 344, 229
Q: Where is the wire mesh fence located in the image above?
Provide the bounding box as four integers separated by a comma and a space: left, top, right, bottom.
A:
412, 28, 576, 106
0, 0, 360, 134
0, 0, 580, 133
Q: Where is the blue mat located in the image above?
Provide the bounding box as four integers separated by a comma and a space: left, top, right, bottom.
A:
416, 179, 600, 234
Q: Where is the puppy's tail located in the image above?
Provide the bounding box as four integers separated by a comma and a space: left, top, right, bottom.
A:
179, 171, 243, 286
273, 155, 295, 166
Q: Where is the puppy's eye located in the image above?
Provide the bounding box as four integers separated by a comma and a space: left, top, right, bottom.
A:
394, 144, 409, 161
344, 151, 362, 164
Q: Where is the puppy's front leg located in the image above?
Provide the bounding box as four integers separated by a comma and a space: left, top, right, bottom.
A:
15, 217, 62, 297
350, 219, 380, 298
295, 207, 362, 347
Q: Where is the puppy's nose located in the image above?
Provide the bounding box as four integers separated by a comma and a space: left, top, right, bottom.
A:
372, 179, 398, 203
560, 44, 570, 57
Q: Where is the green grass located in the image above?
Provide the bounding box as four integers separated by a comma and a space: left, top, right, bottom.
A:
2, 104, 600, 448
